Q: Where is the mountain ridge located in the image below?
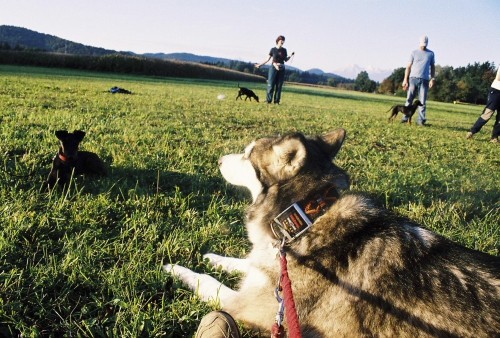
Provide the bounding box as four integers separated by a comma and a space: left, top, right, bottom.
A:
0, 25, 132, 56
0, 25, 357, 80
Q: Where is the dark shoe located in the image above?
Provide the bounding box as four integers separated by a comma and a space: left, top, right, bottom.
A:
195, 311, 241, 338
417, 121, 430, 127
401, 119, 408, 123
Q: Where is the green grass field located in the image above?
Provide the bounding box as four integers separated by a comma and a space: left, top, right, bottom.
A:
0, 65, 498, 337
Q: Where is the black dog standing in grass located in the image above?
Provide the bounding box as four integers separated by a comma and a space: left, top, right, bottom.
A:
236, 85, 259, 102
387, 99, 424, 125
47, 130, 107, 188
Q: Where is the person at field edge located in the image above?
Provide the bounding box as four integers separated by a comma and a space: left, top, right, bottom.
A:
401, 35, 436, 126
466, 65, 500, 143
255, 35, 294, 104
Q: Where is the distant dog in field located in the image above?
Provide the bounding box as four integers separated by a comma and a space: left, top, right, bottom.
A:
166, 128, 500, 337
47, 130, 107, 188
110, 86, 132, 94
236, 85, 259, 102
387, 99, 423, 124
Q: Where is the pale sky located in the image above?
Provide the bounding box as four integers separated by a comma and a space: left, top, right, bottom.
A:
1, 0, 498, 81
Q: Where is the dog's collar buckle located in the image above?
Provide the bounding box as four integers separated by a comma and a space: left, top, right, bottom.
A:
271, 186, 338, 244
271, 203, 313, 244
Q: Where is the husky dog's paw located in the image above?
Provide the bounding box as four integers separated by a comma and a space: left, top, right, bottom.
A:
163, 263, 237, 304
203, 253, 250, 274
163, 264, 199, 285
163, 263, 183, 276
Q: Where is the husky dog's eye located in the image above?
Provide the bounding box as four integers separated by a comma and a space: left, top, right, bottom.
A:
243, 141, 256, 159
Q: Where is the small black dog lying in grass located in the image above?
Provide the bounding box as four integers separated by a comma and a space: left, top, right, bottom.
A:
110, 86, 132, 94
47, 130, 107, 188
236, 85, 259, 102
387, 99, 423, 124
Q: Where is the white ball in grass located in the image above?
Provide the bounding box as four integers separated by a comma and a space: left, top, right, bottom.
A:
217, 94, 226, 100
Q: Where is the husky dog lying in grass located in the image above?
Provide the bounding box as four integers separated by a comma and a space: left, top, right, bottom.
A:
165, 129, 499, 337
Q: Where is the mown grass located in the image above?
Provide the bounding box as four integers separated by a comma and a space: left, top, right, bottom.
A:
0, 65, 498, 337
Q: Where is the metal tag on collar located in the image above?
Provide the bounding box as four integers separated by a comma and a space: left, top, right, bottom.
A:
271, 203, 313, 243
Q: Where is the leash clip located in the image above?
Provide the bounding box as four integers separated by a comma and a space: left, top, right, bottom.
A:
274, 287, 285, 326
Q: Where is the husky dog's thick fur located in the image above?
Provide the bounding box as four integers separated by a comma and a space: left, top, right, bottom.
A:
165, 129, 499, 337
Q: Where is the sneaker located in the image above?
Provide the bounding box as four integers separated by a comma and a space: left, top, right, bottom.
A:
195, 311, 242, 338
490, 138, 498, 143
466, 132, 474, 139
401, 119, 408, 123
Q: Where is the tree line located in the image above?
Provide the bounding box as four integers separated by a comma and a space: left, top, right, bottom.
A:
0, 50, 264, 83
378, 61, 497, 104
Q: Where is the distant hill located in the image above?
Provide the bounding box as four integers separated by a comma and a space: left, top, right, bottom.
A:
144, 52, 234, 65
145, 52, 306, 73
306, 68, 325, 75
0, 25, 131, 56
305, 68, 346, 80
0, 25, 349, 82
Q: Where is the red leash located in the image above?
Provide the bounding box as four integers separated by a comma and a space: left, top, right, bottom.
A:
271, 245, 302, 338
270, 187, 338, 337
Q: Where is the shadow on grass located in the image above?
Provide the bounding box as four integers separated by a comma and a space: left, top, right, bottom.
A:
2, 150, 232, 213
6, 143, 496, 232
106, 166, 226, 201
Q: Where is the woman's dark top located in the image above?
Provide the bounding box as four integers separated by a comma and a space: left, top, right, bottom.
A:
269, 47, 288, 64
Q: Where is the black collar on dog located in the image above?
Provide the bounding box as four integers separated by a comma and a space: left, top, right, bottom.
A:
270, 186, 338, 244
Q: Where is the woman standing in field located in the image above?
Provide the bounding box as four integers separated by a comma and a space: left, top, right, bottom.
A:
255, 35, 294, 104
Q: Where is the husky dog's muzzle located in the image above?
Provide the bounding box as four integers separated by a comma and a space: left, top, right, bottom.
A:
218, 142, 263, 202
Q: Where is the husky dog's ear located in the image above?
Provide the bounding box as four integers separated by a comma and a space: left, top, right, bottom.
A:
55, 130, 68, 141
320, 128, 346, 159
273, 136, 307, 177
73, 130, 86, 143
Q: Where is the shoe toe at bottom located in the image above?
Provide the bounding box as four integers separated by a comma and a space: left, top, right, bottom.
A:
195, 311, 241, 338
